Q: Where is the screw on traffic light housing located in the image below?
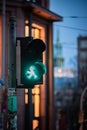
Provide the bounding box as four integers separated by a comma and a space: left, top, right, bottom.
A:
16, 37, 46, 88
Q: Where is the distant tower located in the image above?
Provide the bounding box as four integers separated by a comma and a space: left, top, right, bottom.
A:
54, 30, 64, 67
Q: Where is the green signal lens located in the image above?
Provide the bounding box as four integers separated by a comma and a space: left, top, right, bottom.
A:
25, 62, 46, 82
25, 66, 40, 80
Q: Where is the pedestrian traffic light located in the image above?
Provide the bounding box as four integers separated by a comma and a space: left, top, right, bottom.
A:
25, 61, 46, 82
16, 37, 46, 88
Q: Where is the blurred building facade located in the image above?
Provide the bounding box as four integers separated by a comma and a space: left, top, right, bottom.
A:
0, 0, 62, 130
53, 34, 78, 130
78, 36, 87, 88
78, 36, 87, 129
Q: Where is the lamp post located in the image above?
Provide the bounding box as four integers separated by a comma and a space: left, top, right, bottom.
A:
8, 16, 17, 130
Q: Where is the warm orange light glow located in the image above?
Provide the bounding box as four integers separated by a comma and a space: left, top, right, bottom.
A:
32, 85, 39, 94
32, 23, 45, 41
34, 94, 40, 117
25, 89, 28, 93
32, 88, 35, 94
0, 16, 2, 77
25, 20, 29, 24
33, 86, 40, 117
34, 86, 40, 94
24, 21, 29, 104
25, 89, 28, 104
25, 94, 28, 104
34, 28, 40, 38
25, 26, 29, 37
33, 120, 39, 130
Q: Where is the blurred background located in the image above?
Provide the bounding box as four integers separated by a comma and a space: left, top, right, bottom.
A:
0, 0, 87, 130
50, 0, 87, 130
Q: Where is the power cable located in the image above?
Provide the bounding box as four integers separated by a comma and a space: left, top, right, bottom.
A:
54, 24, 87, 32
63, 16, 87, 19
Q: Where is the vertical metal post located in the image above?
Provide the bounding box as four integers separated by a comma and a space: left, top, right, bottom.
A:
29, 13, 32, 37
2, 0, 6, 79
28, 13, 33, 130
8, 16, 17, 130
8, 16, 16, 88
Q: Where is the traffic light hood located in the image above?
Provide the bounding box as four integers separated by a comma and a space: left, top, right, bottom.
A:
27, 39, 46, 60
29, 39, 46, 52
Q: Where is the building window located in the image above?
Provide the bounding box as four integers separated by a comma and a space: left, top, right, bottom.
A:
80, 51, 87, 59
32, 27, 40, 38
25, 20, 40, 38
80, 40, 87, 48
25, 20, 45, 40
32, 85, 40, 117
25, 20, 29, 36
25, 89, 28, 104
79, 62, 87, 70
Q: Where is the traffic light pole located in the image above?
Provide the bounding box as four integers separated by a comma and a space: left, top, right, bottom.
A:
28, 13, 33, 130
8, 16, 17, 130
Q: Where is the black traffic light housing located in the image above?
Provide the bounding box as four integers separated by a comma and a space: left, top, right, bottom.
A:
16, 37, 46, 88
